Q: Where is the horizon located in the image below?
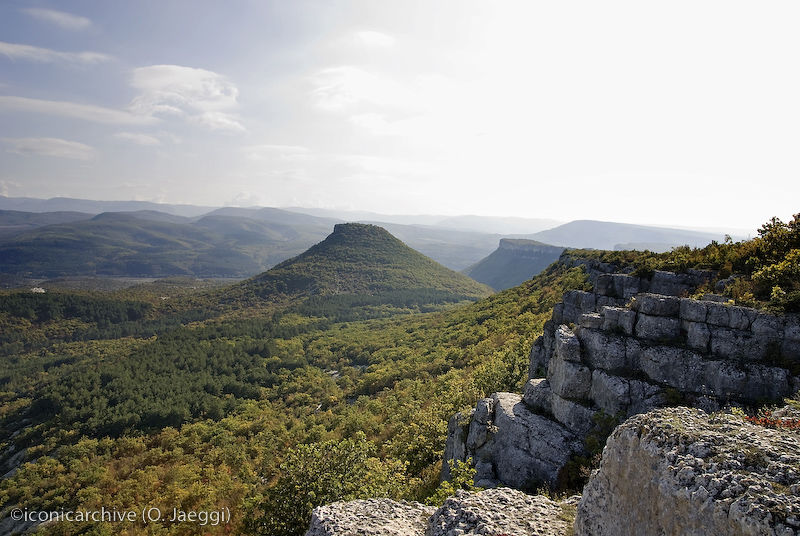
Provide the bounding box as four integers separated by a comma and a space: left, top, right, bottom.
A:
1, 1, 799, 231
0, 193, 761, 237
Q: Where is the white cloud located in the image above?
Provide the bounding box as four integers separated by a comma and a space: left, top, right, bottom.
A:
0, 179, 18, 197
191, 111, 246, 132
352, 30, 395, 48
0, 96, 157, 125
21, 8, 91, 31
2, 137, 96, 160
129, 65, 244, 132
242, 144, 311, 161
310, 66, 416, 112
113, 132, 160, 146
0, 41, 112, 64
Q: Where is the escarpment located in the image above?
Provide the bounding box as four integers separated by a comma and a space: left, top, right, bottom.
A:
444, 263, 800, 488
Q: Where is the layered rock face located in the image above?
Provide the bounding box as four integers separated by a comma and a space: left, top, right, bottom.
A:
305, 488, 575, 536
574, 407, 800, 536
445, 267, 800, 487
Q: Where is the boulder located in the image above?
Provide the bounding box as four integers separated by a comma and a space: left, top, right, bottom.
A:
479, 393, 583, 488
554, 325, 582, 362
428, 488, 574, 536
305, 499, 435, 536
575, 407, 800, 536
679, 298, 708, 323
634, 313, 682, 341
631, 293, 680, 317
549, 355, 592, 400
577, 328, 628, 371
601, 306, 636, 336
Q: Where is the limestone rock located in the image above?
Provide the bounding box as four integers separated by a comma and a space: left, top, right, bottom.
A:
549, 354, 591, 400
575, 407, 800, 536
523, 379, 596, 436
634, 313, 681, 341
554, 325, 582, 362
577, 328, 628, 370
479, 393, 582, 488
442, 410, 472, 481
428, 488, 574, 536
306, 499, 435, 536
632, 293, 680, 317
601, 306, 636, 336
578, 312, 603, 329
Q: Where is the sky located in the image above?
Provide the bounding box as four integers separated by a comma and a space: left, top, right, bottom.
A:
0, 0, 798, 232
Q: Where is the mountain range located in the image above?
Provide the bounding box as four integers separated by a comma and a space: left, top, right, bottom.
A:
0, 196, 742, 281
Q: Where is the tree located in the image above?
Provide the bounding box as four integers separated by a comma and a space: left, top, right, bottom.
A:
246, 433, 409, 536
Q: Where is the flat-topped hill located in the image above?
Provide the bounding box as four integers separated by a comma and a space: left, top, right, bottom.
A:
234, 223, 493, 300
464, 238, 564, 290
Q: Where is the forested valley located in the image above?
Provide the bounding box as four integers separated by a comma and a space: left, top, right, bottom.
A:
1, 216, 798, 535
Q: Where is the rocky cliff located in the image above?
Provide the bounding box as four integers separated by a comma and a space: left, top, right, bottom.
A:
575, 407, 800, 535
308, 259, 800, 536
444, 265, 800, 488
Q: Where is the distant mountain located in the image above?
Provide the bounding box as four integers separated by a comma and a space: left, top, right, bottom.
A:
233, 223, 493, 301
207, 206, 341, 227
359, 222, 506, 272
282, 207, 445, 226
464, 239, 565, 290
0, 196, 215, 217
0, 210, 92, 238
283, 207, 562, 235
433, 215, 562, 235
0, 211, 333, 277
529, 220, 729, 250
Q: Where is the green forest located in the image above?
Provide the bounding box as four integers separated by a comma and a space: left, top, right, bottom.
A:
0, 214, 798, 535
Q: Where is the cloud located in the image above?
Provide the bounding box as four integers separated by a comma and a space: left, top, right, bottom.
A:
310, 66, 414, 112
243, 144, 311, 161
21, 8, 91, 31
2, 137, 96, 160
0, 41, 112, 64
129, 65, 244, 132
0, 95, 157, 125
352, 31, 395, 48
0, 180, 18, 197
113, 132, 160, 146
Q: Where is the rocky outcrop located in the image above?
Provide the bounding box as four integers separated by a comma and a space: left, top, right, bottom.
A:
305, 488, 575, 536
442, 392, 583, 487
575, 407, 800, 536
306, 499, 434, 536
445, 264, 800, 488
429, 487, 576, 536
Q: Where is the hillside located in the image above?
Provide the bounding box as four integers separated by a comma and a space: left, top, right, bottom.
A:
0, 209, 92, 238
0, 211, 331, 277
530, 219, 730, 250
464, 239, 565, 290
234, 223, 493, 301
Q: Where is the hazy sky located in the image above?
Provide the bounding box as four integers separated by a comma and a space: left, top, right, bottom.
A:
0, 1, 798, 230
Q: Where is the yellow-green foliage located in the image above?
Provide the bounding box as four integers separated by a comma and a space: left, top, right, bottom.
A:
0, 261, 588, 535
425, 458, 481, 506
